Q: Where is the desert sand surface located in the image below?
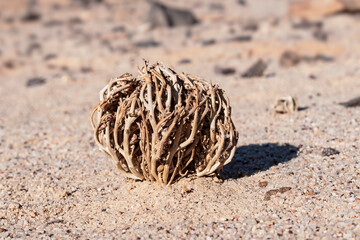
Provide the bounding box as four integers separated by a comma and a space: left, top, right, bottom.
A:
0, 0, 359, 239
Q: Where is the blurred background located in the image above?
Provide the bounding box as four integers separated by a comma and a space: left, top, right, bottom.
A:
1, 0, 360, 83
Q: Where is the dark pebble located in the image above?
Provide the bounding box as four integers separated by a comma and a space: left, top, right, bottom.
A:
178, 58, 192, 64
242, 59, 267, 78
44, 54, 57, 61
264, 187, 291, 201
202, 39, 216, 46
73, 0, 104, 7
112, 26, 125, 32
81, 67, 93, 73
228, 35, 252, 42
321, 147, 340, 156
258, 181, 268, 187
148, 1, 198, 28
26, 77, 46, 87
214, 66, 236, 75
27, 42, 42, 56
3, 61, 15, 69
237, 0, 247, 6
135, 40, 160, 48
292, 20, 322, 29
22, 11, 41, 22
302, 54, 334, 63
68, 17, 83, 25
339, 96, 360, 108
209, 3, 224, 11
313, 29, 328, 41
243, 21, 258, 31
279, 50, 301, 68
43, 20, 63, 27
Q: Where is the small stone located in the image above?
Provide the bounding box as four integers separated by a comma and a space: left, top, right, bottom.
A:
321, 148, 340, 156
148, 1, 198, 28
22, 11, 41, 22
258, 181, 268, 187
3, 60, 15, 69
241, 59, 267, 78
0, 228, 7, 233
135, 40, 160, 48
178, 58, 191, 64
279, 51, 301, 68
339, 96, 360, 108
214, 66, 236, 75
26, 77, 46, 87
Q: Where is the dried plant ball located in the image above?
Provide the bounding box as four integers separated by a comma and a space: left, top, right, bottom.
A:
90, 61, 238, 185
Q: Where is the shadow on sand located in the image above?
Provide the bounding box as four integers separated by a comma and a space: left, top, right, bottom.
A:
222, 143, 299, 180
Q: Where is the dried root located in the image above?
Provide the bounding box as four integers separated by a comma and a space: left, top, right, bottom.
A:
90, 60, 238, 185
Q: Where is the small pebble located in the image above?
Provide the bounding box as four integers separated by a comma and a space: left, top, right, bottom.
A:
321, 148, 340, 157
26, 77, 46, 87
258, 181, 268, 187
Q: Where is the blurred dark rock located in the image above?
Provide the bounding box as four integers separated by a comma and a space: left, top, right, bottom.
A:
214, 66, 236, 75
148, 1, 198, 28
135, 39, 160, 48
280, 51, 334, 67
26, 42, 42, 56
339, 96, 360, 107
178, 58, 192, 64
22, 0, 41, 22
26, 77, 46, 87
313, 28, 328, 41
243, 21, 259, 32
202, 39, 216, 46
4, 17, 15, 24
227, 35, 252, 42
302, 54, 334, 63
112, 26, 126, 33
3, 61, 15, 69
43, 20, 63, 27
81, 67, 93, 73
321, 148, 340, 156
73, 0, 104, 7
68, 17, 83, 25
292, 20, 323, 29
242, 60, 267, 78
209, 3, 224, 11
237, 0, 247, 6
279, 51, 301, 68
44, 54, 57, 61
22, 12, 41, 22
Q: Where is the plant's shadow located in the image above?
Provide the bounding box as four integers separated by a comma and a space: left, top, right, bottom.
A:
222, 143, 299, 179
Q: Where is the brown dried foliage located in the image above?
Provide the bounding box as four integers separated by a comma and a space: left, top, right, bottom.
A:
90, 60, 238, 185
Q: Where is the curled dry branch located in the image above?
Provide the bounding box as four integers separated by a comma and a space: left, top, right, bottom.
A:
90, 60, 238, 185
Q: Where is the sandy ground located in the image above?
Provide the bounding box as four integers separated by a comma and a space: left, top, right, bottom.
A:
0, 0, 359, 239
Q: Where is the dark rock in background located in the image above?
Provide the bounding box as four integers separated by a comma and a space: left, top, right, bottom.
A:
214, 66, 236, 75
26, 77, 46, 87
148, 1, 199, 28
339, 96, 360, 107
280, 51, 301, 68
242, 59, 267, 78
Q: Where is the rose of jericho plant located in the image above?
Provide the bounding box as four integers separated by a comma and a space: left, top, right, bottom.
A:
90, 60, 238, 185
